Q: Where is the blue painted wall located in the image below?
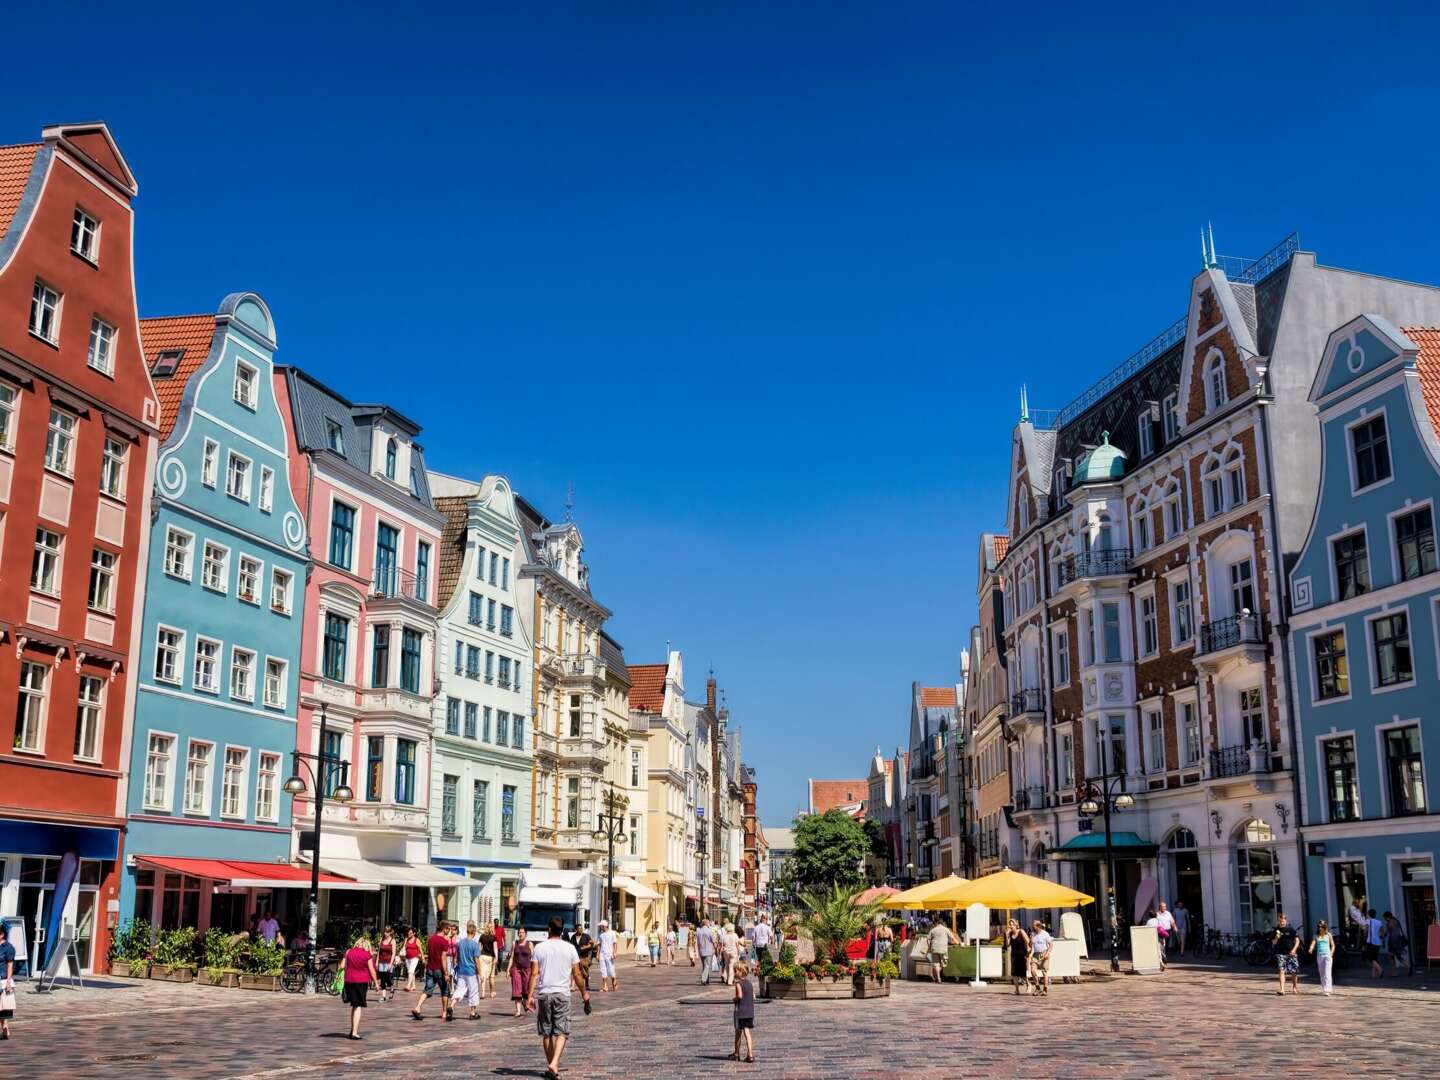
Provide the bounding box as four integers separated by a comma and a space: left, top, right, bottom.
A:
121, 294, 311, 923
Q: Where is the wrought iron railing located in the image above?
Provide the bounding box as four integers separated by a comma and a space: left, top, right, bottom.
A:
909, 756, 936, 781
370, 565, 429, 604
1199, 613, 1264, 655
1210, 744, 1275, 779
1057, 548, 1133, 586
1010, 688, 1045, 715
1013, 786, 1047, 811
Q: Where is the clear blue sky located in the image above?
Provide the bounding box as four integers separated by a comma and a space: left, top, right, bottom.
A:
10, 3, 1440, 824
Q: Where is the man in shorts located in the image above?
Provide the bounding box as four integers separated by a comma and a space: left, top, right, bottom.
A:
412, 922, 454, 1021
597, 920, 619, 992
528, 915, 590, 1080
1030, 920, 1053, 996
926, 917, 957, 982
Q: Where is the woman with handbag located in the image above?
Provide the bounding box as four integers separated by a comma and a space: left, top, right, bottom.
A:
0, 922, 15, 1039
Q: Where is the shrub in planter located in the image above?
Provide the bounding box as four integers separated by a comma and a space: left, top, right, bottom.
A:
151, 926, 199, 980
199, 928, 244, 987
108, 918, 153, 977
238, 938, 286, 991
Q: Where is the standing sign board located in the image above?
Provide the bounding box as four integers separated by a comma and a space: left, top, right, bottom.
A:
1129, 925, 1163, 974
964, 902, 990, 988
1060, 910, 1088, 958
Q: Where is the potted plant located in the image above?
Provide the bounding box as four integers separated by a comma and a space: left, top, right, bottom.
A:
108, 919, 152, 979
851, 956, 897, 998
758, 942, 805, 999
198, 928, 243, 988
238, 938, 286, 991
149, 926, 199, 982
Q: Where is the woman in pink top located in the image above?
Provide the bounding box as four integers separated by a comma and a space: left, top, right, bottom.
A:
342, 936, 379, 1041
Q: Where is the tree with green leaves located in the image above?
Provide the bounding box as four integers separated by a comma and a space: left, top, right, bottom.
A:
792, 809, 873, 892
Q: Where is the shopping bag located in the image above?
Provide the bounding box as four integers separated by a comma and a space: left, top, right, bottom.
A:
0, 989, 17, 1012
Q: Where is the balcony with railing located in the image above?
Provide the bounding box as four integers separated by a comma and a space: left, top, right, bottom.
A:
1056, 548, 1133, 588
369, 565, 434, 612
1209, 743, 1277, 780
909, 754, 936, 781
1012, 785, 1047, 812
1198, 613, 1265, 657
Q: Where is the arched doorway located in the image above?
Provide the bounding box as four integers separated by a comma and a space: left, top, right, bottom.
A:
1164, 827, 1203, 937
1235, 819, 1281, 934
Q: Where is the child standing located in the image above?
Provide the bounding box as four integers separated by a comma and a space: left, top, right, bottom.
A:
731, 960, 756, 1063
1309, 920, 1336, 996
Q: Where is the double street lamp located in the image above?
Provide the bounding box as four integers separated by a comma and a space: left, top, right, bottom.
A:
696, 807, 709, 918
282, 703, 353, 994
591, 783, 628, 930
1077, 770, 1134, 973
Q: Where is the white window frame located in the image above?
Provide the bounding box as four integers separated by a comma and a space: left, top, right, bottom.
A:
193, 635, 222, 694
1388, 498, 1437, 584
1314, 728, 1363, 824
1131, 500, 1151, 552
258, 465, 274, 513
1162, 481, 1183, 539
1137, 413, 1154, 458
100, 436, 128, 498
230, 646, 256, 703
1327, 523, 1371, 603
233, 360, 259, 410
143, 731, 178, 811
1204, 349, 1227, 412
225, 450, 252, 502
1202, 456, 1225, 517
87, 547, 117, 613
236, 553, 263, 605
1051, 625, 1070, 687
1364, 607, 1416, 694
0, 379, 17, 452
1375, 717, 1428, 818
31, 527, 62, 595
1224, 448, 1246, 507
1169, 574, 1194, 648
74, 674, 105, 762
201, 438, 219, 488
71, 206, 100, 262
221, 745, 249, 820
1345, 407, 1394, 497
255, 752, 281, 822
30, 279, 61, 344
44, 407, 76, 474
1137, 589, 1158, 658
15, 660, 48, 754
1144, 706, 1165, 773
154, 625, 186, 686
87, 316, 116, 375
201, 540, 230, 594
264, 656, 287, 709
1176, 691, 1202, 767
183, 738, 215, 816
163, 526, 195, 581
1162, 393, 1179, 443
270, 567, 294, 615
1307, 625, 1351, 707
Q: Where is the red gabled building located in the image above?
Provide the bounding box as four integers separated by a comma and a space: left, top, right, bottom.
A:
0, 124, 159, 973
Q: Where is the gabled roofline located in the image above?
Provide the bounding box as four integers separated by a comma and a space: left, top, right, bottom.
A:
43, 122, 137, 196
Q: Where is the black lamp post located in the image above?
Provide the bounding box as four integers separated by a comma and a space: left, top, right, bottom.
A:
696, 807, 708, 918
591, 783, 628, 930
282, 703, 353, 994
1077, 757, 1134, 974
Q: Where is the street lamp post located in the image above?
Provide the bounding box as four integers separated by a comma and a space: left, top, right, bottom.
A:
696, 807, 708, 919
282, 704, 353, 994
1077, 766, 1135, 974
591, 783, 628, 930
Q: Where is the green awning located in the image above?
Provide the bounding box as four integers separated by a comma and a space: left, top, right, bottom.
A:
1050, 831, 1158, 861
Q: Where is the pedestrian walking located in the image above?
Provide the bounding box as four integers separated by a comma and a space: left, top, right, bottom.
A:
1272, 913, 1302, 995
413, 922, 454, 1021
1309, 919, 1336, 996
1171, 901, 1190, 957
875, 920, 894, 960
730, 959, 756, 1063
494, 918, 508, 971
403, 927, 422, 992
597, 921, 619, 991
574, 923, 597, 989
1155, 903, 1176, 964
1143, 909, 1166, 972
1383, 912, 1409, 976
666, 924, 678, 965
722, 922, 740, 984
527, 916, 591, 1080
0, 922, 16, 1041
341, 935, 379, 1041
510, 927, 534, 1016
697, 918, 717, 984
375, 925, 396, 1002
1030, 921, 1053, 996
480, 921, 499, 1000
1005, 918, 1031, 994
455, 922, 482, 1018
1365, 908, 1385, 978
752, 915, 773, 965
928, 916, 958, 984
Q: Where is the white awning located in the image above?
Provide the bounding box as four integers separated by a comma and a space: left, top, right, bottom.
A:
612, 874, 663, 901
317, 857, 465, 889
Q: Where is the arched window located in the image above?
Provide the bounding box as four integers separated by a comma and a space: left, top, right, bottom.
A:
1162, 480, 1183, 539
385, 437, 398, 480
1206, 352, 1228, 411
1224, 448, 1245, 506
1235, 819, 1281, 934
1131, 497, 1151, 552
1095, 512, 1114, 552
1203, 457, 1224, 517
1167, 827, 1197, 850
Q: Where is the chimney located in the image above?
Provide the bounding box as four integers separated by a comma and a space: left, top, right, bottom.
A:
706, 678, 716, 713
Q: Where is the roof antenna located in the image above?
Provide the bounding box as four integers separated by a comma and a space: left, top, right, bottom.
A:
563, 481, 574, 522
1019, 384, 1029, 423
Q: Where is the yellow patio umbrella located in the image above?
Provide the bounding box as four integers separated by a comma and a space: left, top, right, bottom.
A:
939, 868, 1093, 910
884, 874, 970, 910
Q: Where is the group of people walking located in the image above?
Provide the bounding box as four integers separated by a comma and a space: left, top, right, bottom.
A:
1003, 918, 1054, 996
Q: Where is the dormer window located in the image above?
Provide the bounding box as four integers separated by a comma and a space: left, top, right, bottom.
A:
325, 418, 345, 453
1137, 410, 1155, 458
71, 207, 100, 263
385, 437, 398, 480
233, 360, 258, 409
151, 348, 184, 378
1205, 352, 1227, 412
1018, 494, 1029, 532
1162, 393, 1179, 442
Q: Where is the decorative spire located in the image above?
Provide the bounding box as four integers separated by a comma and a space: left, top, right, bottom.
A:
563, 481, 575, 522
1019, 384, 1030, 423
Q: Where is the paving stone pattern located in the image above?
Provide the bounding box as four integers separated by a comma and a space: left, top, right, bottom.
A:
4, 956, 1438, 1078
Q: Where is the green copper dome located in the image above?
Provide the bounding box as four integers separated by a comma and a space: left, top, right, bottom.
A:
1074, 431, 1127, 484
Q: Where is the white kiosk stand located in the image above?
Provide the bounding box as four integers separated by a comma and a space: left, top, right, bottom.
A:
965, 902, 990, 988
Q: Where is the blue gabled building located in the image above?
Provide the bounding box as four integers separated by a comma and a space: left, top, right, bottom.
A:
120, 293, 314, 932
1289, 315, 1440, 944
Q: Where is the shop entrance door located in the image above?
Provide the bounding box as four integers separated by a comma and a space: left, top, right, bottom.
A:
1400, 859, 1435, 970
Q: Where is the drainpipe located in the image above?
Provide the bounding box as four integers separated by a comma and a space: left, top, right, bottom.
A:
1257, 388, 1310, 930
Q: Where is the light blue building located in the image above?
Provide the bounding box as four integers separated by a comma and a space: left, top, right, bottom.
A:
121, 294, 312, 932
1289, 314, 1439, 945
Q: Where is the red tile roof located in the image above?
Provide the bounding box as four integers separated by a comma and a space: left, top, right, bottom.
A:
993, 534, 1010, 561
140, 315, 218, 441
0, 143, 41, 239
1404, 326, 1440, 438
808, 779, 867, 816
627, 663, 667, 712
919, 686, 957, 708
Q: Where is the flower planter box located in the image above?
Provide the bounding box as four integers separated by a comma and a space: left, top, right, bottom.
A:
803, 978, 855, 1000
150, 965, 195, 983
199, 968, 242, 988
853, 975, 890, 998
763, 978, 806, 1000
238, 973, 282, 992
110, 961, 149, 979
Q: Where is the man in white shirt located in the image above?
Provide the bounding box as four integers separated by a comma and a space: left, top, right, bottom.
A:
1155, 902, 1177, 963
527, 916, 589, 1080
1030, 921, 1054, 995
752, 915, 774, 964
696, 918, 717, 984
257, 911, 280, 945
597, 920, 619, 993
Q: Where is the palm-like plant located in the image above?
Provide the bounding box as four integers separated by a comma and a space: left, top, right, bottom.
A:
798, 883, 884, 963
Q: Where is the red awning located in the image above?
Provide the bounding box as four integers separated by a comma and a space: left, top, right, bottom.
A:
134, 855, 376, 890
